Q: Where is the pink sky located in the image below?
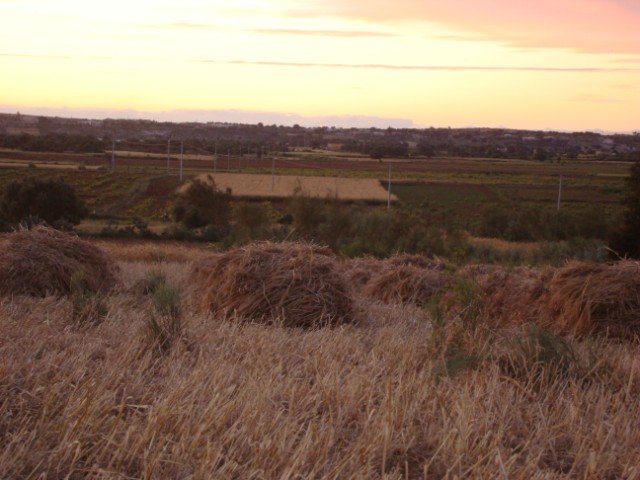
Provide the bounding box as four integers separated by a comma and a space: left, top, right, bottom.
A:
0, 0, 638, 131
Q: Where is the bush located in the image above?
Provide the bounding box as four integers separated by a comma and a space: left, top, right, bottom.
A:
0, 176, 87, 226
173, 176, 231, 230
233, 202, 270, 240
609, 161, 640, 258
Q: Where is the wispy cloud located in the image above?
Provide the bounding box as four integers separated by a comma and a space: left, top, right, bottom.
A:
201, 59, 639, 73
0, 53, 72, 60
287, 0, 640, 55
0, 104, 416, 128
572, 94, 626, 104
248, 28, 397, 38
152, 22, 396, 38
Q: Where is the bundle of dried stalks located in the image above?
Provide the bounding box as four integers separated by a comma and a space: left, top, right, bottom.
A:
537, 261, 640, 339
454, 265, 552, 327
341, 256, 386, 290
0, 226, 117, 297
363, 265, 450, 305
189, 241, 354, 328
384, 253, 449, 271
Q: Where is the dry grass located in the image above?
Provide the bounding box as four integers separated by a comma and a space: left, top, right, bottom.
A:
343, 254, 450, 300
363, 265, 450, 306
341, 256, 386, 289
182, 172, 398, 202
2, 241, 640, 478
456, 265, 553, 328
0, 226, 117, 297
537, 261, 640, 339
96, 239, 215, 263
189, 242, 354, 328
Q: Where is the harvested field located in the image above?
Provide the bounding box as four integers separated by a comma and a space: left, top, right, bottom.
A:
189, 241, 354, 328
181, 172, 398, 202
0, 227, 117, 296
1, 239, 639, 478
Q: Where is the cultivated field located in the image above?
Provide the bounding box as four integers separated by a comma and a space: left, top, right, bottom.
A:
182, 172, 398, 202
1, 233, 639, 479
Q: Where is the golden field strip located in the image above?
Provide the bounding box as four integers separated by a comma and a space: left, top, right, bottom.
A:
1, 239, 639, 479
182, 172, 399, 202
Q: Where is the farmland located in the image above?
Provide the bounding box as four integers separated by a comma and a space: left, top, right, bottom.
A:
182, 172, 398, 202
1, 143, 639, 478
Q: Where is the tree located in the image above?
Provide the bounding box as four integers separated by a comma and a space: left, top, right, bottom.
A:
172, 176, 231, 229
609, 162, 640, 258
0, 176, 87, 226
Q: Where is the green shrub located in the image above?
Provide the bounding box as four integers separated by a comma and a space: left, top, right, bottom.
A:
0, 176, 87, 226
233, 202, 270, 240
146, 283, 183, 354
609, 161, 640, 258
173, 176, 231, 230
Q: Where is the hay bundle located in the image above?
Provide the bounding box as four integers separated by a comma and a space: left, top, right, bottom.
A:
454, 265, 552, 327
537, 261, 640, 338
363, 265, 450, 305
384, 253, 448, 271
341, 256, 386, 290
0, 227, 117, 297
190, 241, 354, 328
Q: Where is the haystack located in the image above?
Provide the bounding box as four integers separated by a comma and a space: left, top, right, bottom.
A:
341, 256, 386, 290
384, 253, 449, 271
189, 242, 354, 328
453, 265, 552, 327
363, 265, 450, 306
0, 227, 117, 297
537, 261, 640, 339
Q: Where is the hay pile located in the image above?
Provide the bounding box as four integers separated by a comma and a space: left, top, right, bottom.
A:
189, 242, 354, 328
452, 265, 552, 327
384, 253, 448, 270
341, 256, 386, 289
0, 227, 117, 297
343, 254, 451, 302
363, 265, 450, 306
537, 261, 640, 339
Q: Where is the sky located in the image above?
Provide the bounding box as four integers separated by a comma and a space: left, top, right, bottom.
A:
0, 0, 639, 132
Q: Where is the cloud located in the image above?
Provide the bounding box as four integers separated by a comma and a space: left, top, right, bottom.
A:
247, 28, 397, 38
152, 22, 396, 38
572, 94, 625, 104
287, 0, 640, 54
201, 59, 638, 73
0, 105, 416, 129
0, 53, 71, 60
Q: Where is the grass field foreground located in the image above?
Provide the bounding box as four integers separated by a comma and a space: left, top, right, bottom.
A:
1, 241, 639, 479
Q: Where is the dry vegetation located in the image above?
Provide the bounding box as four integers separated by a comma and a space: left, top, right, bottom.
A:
189, 242, 354, 328
183, 172, 398, 202
0, 227, 117, 296
1, 237, 640, 479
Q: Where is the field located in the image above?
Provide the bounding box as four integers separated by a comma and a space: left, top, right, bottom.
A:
183, 172, 398, 202
0, 148, 631, 226
1, 238, 639, 479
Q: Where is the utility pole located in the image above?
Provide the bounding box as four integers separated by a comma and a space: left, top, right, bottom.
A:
387, 166, 392, 210
227, 150, 230, 171
166, 138, 171, 173
214, 141, 217, 172
271, 155, 276, 192
180, 141, 184, 181
557, 174, 563, 212
111, 140, 115, 170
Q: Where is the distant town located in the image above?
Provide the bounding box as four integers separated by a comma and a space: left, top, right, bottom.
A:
0, 112, 638, 162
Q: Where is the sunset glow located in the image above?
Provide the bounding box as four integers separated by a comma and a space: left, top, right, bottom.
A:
1, 0, 638, 131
